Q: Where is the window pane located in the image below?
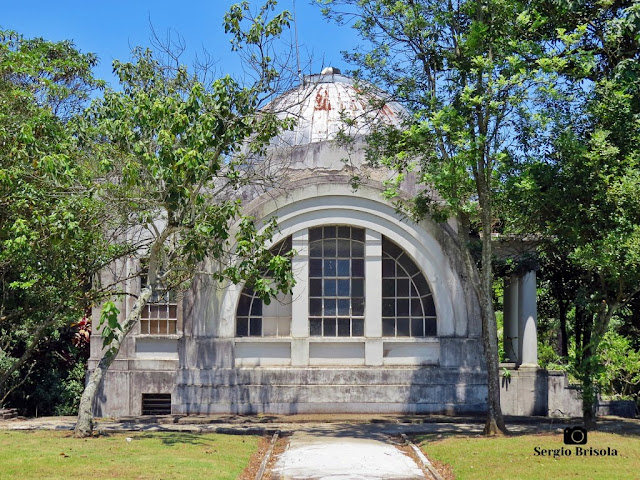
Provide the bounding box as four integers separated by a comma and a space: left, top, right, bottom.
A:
352, 298, 365, 316
249, 318, 262, 336
399, 253, 420, 276
278, 317, 291, 336
324, 226, 336, 238
324, 239, 337, 257
382, 278, 395, 296
352, 241, 364, 258
323, 318, 337, 336
425, 318, 437, 336
309, 227, 322, 241
310, 318, 322, 336
236, 318, 248, 337
263, 318, 278, 336
324, 279, 337, 296
338, 299, 350, 316
396, 264, 410, 278
309, 240, 322, 257
141, 307, 150, 319
338, 226, 351, 239
352, 318, 364, 336
382, 237, 402, 258
382, 299, 395, 317
397, 318, 410, 336
352, 279, 364, 297
250, 299, 262, 315
411, 318, 424, 337
324, 299, 336, 315
310, 298, 322, 316
397, 298, 409, 316
337, 259, 350, 277
423, 296, 436, 317
168, 320, 177, 334
382, 258, 395, 278
324, 259, 336, 276
169, 305, 177, 319
338, 279, 350, 296
337, 239, 351, 257
310, 279, 322, 296
337, 318, 350, 336
352, 259, 364, 277
397, 279, 410, 297
140, 320, 149, 334
382, 318, 395, 336
352, 228, 365, 242
414, 273, 429, 296
310, 259, 322, 277
411, 299, 423, 316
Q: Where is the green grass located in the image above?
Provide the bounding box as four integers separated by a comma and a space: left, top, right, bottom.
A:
0, 430, 258, 479
417, 431, 640, 480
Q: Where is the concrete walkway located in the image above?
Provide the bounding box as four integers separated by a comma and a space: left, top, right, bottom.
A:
272, 431, 427, 480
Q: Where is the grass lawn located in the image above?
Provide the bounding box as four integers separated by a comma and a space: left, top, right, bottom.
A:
0, 430, 258, 479
417, 431, 640, 480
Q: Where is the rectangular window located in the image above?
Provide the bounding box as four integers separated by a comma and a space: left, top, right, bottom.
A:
308, 226, 365, 337
140, 269, 178, 335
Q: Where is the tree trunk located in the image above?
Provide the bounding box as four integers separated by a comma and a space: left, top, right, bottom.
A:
456, 212, 507, 435
74, 286, 153, 437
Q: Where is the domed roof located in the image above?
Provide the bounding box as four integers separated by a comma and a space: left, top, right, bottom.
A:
268, 68, 406, 147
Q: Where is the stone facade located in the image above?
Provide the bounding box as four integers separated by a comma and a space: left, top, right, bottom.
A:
90, 69, 581, 418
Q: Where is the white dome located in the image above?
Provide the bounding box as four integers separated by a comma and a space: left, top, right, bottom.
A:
268, 69, 406, 147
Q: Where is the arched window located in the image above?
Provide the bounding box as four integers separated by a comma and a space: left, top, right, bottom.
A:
382, 236, 436, 337
235, 228, 437, 338
235, 236, 293, 337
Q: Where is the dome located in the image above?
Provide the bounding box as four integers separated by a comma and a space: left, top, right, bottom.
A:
268, 68, 406, 147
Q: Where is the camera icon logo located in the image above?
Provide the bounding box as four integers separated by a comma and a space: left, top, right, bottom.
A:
564, 426, 588, 445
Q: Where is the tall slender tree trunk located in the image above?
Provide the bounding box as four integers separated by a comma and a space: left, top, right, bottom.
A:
457, 210, 507, 435
74, 286, 152, 437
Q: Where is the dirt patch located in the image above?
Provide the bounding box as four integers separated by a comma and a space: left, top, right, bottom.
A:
262, 435, 290, 480
428, 457, 455, 480
238, 435, 271, 480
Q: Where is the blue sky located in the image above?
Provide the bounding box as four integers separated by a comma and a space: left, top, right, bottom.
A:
2, 1, 359, 87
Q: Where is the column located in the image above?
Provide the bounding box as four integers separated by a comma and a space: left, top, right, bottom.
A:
503, 275, 519, 363
290, 229, 309, 366
518, 270, 538, 366
364, 229, 383, 365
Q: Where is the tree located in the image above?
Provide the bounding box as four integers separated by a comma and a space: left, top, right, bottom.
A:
74, 1, 297, 437
317, 0, 567, 434
507, 0, 640, 428
0, 31, 117, 408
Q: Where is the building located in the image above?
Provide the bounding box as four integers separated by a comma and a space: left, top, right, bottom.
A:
90, 68, 580, 417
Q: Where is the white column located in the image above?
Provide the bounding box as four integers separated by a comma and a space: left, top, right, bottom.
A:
518, 270, 538, 366
503, 275, 519, 363
290, 229, 309, 366
365, 229, 383, 365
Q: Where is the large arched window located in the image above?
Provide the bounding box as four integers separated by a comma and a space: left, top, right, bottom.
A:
381, 236, 436, 337
235, 227, 437, 338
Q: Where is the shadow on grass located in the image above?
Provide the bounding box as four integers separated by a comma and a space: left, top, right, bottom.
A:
133, 431, 259, 448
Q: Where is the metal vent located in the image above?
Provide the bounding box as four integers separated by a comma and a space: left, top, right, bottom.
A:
141, 393, 171, 415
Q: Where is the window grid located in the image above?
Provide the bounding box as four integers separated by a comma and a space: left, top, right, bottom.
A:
235, 237, 293, 337
140, 276, 178, 335
308, 226, 365, 337
381, 236, 437, 337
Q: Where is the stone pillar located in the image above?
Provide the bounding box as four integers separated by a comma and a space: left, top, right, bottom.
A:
503, 275, 519, 363
290, 229, 309, 366
364, 229, 383, 365
518, 270, 538, 366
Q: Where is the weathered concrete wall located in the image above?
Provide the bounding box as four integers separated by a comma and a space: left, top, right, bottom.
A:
174, 366, 488, 415
500, 366, 583, 417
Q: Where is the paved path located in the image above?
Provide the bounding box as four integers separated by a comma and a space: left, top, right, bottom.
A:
271, 431, 427, 480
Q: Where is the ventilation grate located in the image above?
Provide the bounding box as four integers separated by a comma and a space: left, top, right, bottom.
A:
141, 393, 171, 415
